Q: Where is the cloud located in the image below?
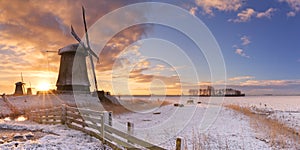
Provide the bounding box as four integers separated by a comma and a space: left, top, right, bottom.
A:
187, 76, 300, 95
256, 8, 276, 18
189, 7, 198, 16
0, 0, 150, 93
228, 76, 255, 81
229, 8, 256, 22
96, 24, 151, 72
279, 0, 300, 16
229, 8, 276, 22
287, 11, 296, 16
239, 79, 300, 87
195, 0, 243, 15
235, 48, 250, 58
241, 35, 251, 46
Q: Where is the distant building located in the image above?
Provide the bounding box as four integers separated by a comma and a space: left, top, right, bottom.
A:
14, 82, 25, 96
196, 86, 245, 97
27, 88, 32, 95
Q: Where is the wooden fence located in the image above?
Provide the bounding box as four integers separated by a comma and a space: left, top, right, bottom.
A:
27, 105, 166, 150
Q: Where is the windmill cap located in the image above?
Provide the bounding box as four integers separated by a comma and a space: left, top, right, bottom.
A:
58, 43, 87, 55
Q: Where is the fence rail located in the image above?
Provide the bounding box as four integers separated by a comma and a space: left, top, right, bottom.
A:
27, 105, 165, 150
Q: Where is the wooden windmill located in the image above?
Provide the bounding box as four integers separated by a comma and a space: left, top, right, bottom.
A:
56, 6, 99, 93
14, 72, 25, 96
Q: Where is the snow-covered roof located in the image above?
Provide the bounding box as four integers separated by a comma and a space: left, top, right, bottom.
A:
58, 43, 87, 55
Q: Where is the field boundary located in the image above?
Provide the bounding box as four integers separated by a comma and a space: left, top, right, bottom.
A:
26, 104, 165, 150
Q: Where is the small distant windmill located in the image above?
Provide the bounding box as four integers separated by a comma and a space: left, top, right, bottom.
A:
14, 72, 25, 96
56, 6, 99, 93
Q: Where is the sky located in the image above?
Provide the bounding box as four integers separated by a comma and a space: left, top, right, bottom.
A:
0, 0, 300, 95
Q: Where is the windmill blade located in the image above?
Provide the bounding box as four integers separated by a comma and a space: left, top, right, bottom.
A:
71, 25, 83, 44
87, 49, 99, 61
71, 25, 89, 50
82, 6, 91, 49
81, 7, 99, 61
88, 54, 98, 91
71, 25, 99, 61
82, 6, 99, 91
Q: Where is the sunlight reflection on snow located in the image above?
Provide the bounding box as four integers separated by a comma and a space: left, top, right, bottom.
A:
15, 115, 27, 121
2, 115, 27, 122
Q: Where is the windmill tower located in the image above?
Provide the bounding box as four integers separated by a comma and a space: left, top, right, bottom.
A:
14, 73, 25, 96
56, 6, 99, 93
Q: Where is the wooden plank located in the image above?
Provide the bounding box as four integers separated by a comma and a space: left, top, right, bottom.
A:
84, 121, 101, 132
66, 106, 80, 113
40, 121, 62, 125
31, 111, 62, 116
82, 115, 103, 124
66, 106, 105, 118
67, 123, 98, 137
76, 108, 104, 117
67, 112, 83, 120
67, 123, 123, 150
105, 125, 164, 150
31, 107, 62, 113
28, 115, 41, 118
42, 116, 62, 120
105, 132, 138, 149
66, 117, 86, 127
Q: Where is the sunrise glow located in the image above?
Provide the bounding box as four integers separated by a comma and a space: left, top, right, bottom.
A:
37, 81, 51, 91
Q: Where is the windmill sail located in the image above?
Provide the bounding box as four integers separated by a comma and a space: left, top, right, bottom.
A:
69, 6, 99, 92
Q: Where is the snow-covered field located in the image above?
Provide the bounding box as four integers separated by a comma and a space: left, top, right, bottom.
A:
115, 96, 300, 149
113, 102, 270, 149
0, 95, 299, 149
0, 120, 109, 150
0, 99, 12, 116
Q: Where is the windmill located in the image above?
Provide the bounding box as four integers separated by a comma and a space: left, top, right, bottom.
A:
70, 6, 99, 92
56, 6, 99, 93
14, 72, 25, 96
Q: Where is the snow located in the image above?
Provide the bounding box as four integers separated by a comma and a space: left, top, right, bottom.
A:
1, 95, 299, 149
0, 120, 110, 150
0, 98, 12, 116
113, 101, 271, 149
268, 111, 300, 133
112, 96, 300, 149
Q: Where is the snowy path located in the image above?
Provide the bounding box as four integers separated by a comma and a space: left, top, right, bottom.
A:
0, 120, 109, 150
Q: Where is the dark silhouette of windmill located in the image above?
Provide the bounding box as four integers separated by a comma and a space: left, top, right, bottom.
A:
14, 72, 25, 96
56, 6, 99, 93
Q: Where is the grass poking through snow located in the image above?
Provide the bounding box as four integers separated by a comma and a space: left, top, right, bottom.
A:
226, 104, 299, 149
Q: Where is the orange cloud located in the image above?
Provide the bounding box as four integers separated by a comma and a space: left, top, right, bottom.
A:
240, 79, 300, 86
0, 1, 148, 94
229, 7, 276, 22
195, 0, 242, 15
228, 76, 254, 81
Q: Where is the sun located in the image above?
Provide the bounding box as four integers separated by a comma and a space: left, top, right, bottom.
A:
37, 82, 51, 91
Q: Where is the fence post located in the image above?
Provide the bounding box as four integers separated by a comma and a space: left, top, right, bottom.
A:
101, 114, 105, 143
127, 122, 134, 135
103, 111, 112, 126
61, 104, 67, 125
108, 111, 112, 126
176, 137, 184, 150
127, 122, 134, 144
